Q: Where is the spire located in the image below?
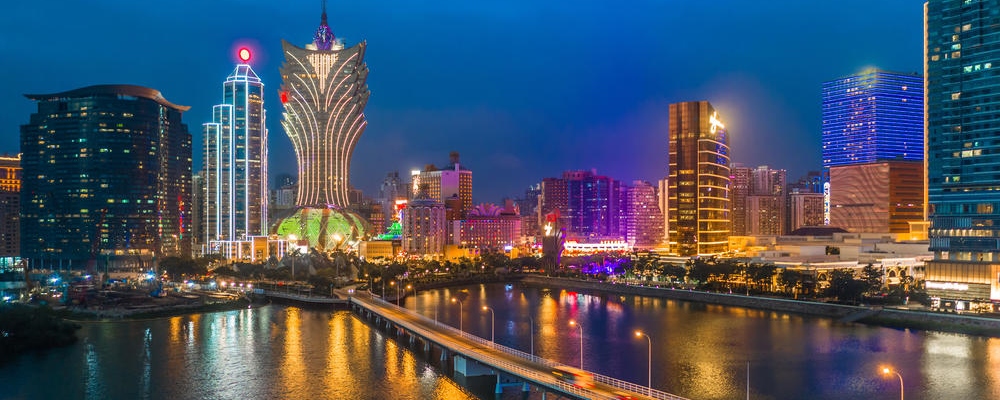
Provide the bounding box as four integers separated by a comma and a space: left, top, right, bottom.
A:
321, 0, 328, 25
313, 0, 335, 50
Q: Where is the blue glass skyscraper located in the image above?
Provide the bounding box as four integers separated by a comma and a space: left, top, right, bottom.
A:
822, 69, 924, 168
924, 0, 1000, 307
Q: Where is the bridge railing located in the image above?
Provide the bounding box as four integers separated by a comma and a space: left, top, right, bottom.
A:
359, 295, 687, 400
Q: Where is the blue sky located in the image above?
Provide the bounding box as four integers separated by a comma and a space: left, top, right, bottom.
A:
0, 0, 924, 202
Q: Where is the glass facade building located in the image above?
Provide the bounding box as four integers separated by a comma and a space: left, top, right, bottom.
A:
667, 101, 731, 256
202, 54, 268, 256
822, 69, 924, 168
924, 0, 1000, 305
20, 85, 192, 267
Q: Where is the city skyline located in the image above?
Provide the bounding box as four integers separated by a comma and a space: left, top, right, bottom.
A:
0, 1, 923, 201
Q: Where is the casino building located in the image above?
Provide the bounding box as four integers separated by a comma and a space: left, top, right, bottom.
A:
272, 3, 372, 251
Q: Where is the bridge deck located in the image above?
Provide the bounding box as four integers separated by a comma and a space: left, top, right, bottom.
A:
349, 292, 688, 400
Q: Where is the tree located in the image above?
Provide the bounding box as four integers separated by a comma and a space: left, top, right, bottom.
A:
824, 269, 867, 303
861, 264, 883, 294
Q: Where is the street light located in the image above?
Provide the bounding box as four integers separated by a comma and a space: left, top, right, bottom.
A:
482, 305, 495, 343
880, 366, 904, 400
569, 320, 583, 369
635, 330, 652, 396
451, 297, 464, 332
390, 281, 398, 305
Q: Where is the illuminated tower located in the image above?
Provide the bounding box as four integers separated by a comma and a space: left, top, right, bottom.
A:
279, 4, 369, 207
203, 48, 268, 256
272, 3, 371, 251
667, 101, 731, 256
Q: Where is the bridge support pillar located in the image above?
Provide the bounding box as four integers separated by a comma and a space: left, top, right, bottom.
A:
409, 335, 415, 345
440, 348, 448, 362
495, 375, 503, 394
522, 382, 529, 393
454, 355, 495, 379
424, 342, 430, 352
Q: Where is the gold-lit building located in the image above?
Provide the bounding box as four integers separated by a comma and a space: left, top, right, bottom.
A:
0, 154, 20, 257
829, 161, 923, 234
667, 101, 731, 256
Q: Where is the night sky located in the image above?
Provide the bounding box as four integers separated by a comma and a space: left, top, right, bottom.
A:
0, 1, 923, 203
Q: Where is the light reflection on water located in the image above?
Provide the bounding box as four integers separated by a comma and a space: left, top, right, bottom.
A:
0, 306, 474, 400
406, 282, 1000, 400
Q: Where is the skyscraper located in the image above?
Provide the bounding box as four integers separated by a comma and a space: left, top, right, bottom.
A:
924, 0, 1000, 306
21, 85, 192, 267
623, 181, 664, 249
563, 169, 621, 238
822, 69, 924, 168
667, 101, 731, 256
280, 4, 368, 208
273, 4, 371, 251
0, 154, 20, 257
202, 48, 268, 256
730, 165, 751, 236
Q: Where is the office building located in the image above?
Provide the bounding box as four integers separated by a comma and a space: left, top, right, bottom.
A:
667, 101, 731, 256
787, 191, 825, 232
563, 169, 621, 238
924, 0, 1000, 307
272, 4, 371, 250
747, 165, 786, 236
21, 85, 192, 267
202, 48, 268, 258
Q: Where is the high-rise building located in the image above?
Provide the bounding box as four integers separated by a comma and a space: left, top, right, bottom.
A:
378, 171, 405, 229
787, 190, 825, 232
202, 48, 268, 258
412, 152, 473, 219
924, 0, 1000, 306
0, 154, 21, 257
272, 4, 371, 251
623, 181, 664, 249
747, 165, 786, 236
538, 177, 569, 231
829, 161, 923, 233
21, 85, 192, 267
730, 165, 751, 236
403, 190, 446, 258
822, 69, 924, 168
667, 101, 731, 256
459, 202, 521, 250
822, 68, 924, 234
517, 184, 541, 238
563, 169, 621, 238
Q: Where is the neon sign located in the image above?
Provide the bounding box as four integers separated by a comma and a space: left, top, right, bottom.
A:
709, 111, 725, 133
926, 281, 969, 291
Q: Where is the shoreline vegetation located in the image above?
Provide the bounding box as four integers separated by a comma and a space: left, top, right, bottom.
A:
0, 304, 81, 364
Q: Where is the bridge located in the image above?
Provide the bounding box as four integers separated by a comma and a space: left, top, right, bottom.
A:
347, 292, 689, 400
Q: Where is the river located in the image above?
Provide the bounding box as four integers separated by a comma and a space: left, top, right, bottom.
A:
2, 282, 999, 399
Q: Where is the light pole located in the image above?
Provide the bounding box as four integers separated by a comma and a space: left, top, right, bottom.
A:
635, 330, 652, 396
452, 297, 464, 332
569, 320, 583, 369
881, 366, 904, 400
390, 281, 397, 305
482, 305, 495, 343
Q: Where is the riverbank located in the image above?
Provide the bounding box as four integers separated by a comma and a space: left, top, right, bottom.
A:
55, 297, 256, 321
520, 275, 1000, 337
0, 304, 81, 364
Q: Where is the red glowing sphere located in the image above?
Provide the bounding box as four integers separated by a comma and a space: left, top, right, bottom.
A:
280, 91, 289, 104
238, 48, 251, 62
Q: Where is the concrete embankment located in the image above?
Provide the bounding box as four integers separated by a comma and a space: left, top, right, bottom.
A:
520, 276, 1000, 336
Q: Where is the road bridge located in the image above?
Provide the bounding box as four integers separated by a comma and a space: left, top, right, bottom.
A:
348, 292, 688, 400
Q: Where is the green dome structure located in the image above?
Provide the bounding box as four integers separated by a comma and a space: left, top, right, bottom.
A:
271, 207, 371, 252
